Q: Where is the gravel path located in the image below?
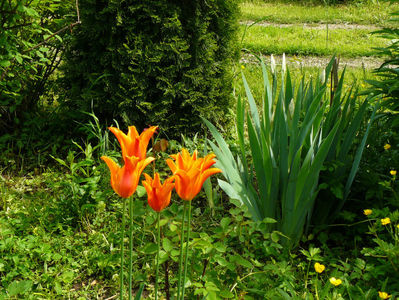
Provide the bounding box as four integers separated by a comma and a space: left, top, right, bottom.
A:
241, 53, 383, 70
240, 21, 381, 31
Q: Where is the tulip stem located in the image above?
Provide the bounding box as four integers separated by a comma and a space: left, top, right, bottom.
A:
120, 199, 126, 300
128, 196, 134, 300
177, 201, 187, 300
155, 212, 161, 300
181, 201, 191, 300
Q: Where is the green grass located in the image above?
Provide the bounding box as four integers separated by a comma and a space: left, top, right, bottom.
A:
234, 61, 374, 103
240, 25, 387, 58
240, 1, 399, 25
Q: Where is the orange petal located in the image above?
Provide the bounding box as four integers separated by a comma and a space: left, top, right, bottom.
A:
175, 170, 194, 201
140, 126, 158, 149
195, 167, 222, 196
166, 158, 177, 173
101, 156, 121, 192
109, 127, 132, 158
138, 156, 155, 174
127, 126, 139, 141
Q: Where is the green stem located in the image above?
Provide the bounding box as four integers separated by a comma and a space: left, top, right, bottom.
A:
155, 212, 161, 300
181, 201, 192, 300
128, 196, 134, 300
120, 199, 127, 300
177, 202, 187, 300
304, 261, 311, 289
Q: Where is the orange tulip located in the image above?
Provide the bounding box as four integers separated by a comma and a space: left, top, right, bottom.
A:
109, 126, 158, 160
101, 155, 155, 198
142, 173, 175, 212
166, 148, 222, 201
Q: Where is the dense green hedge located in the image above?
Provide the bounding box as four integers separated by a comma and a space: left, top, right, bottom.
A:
60, 0, 239, 136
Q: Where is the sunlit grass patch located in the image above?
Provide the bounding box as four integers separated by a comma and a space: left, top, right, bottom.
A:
240, 25, 387, 58
235, 59, 374, 103
240, 1, 399, 25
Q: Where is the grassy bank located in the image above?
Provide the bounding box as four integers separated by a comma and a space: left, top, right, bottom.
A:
240, 1, 399, 25
240, 24, 387, 57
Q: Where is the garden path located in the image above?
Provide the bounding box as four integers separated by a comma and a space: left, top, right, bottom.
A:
241, 53, 383, 69
240, 21, 380, 31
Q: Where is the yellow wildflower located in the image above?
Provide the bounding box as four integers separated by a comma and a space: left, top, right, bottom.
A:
363, 209, 372, 216
390, 170, 397, 176
329, 277, 342, 286
378, 291, 390, 299
381, 218, 391, 226
384, 144, 391, 150
314, 262, 325, 273
241, 65, 245, 70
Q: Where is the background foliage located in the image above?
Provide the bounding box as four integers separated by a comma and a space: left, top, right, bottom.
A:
0, 0, 75, 134
59, 0, 239, 137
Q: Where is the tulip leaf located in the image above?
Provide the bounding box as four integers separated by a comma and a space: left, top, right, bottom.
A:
134, 283, 145, 300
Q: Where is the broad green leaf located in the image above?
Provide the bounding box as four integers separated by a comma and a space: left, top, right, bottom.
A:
7, 280, 32, 296
135, 185, 146, 198
162, 238, 173, 252
143, 243, 157, 254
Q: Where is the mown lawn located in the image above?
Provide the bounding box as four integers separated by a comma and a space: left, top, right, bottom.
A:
240, 0, 399, 25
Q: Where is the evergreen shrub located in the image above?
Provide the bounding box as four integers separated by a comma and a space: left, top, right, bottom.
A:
60, 0, 239, 136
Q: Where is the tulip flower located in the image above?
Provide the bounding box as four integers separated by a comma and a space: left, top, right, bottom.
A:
167, 149, 221, 299
109, 125, 158, 160
166, 149, 222, 201
142, 173, 175, 212
101, 155, 154, 198
142, 172, 175, 300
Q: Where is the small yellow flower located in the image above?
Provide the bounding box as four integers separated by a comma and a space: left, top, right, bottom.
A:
363, 209, 372, 216
327, 83, 331, 88
384, 144, 391, 150
390, 170, 397, 176
378, 291, 390, 299
241, 65, 245, 70
361, 83, 366, 88
381, 217, 391, 226
329, 277, 342, 286
397, 224, 399, 229
314, 262, 325, 273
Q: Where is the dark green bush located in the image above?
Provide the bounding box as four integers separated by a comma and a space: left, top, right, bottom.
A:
60, 0, 239, 137
0, 0, 74, 136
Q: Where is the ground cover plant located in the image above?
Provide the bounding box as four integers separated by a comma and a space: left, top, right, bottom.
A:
2, 0, 399, 299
